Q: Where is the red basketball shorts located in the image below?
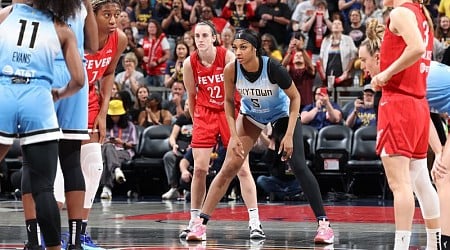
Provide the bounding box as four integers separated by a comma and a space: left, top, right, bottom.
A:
376, 94, 429, 159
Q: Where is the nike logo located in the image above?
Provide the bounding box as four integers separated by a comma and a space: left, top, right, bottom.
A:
106, 49, 113, 54
27, 225, 31, 232
444, 240, 447, 248
380, 101, 388, 106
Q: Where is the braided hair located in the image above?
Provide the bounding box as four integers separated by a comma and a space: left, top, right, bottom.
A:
91, 0, 122, 13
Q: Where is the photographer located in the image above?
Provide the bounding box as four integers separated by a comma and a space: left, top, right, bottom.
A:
345, 84, 377, 130
162, 101, 193, 199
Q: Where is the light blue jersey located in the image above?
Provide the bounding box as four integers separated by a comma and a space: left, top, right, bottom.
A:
236, 56, 289, 126
0, 4, 62, 145
53, 4, 89, 140
427, 61, 450, 114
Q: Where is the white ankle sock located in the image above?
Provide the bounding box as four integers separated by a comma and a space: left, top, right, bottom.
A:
394, 230, 411, 250
248, 208, 260, 224
426, 228, 441, 250
190, 209, 200, 221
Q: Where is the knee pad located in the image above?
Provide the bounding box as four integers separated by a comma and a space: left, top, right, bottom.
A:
81, 143, 103, 208
410, 158, 440, 219
53, 159, 65, 204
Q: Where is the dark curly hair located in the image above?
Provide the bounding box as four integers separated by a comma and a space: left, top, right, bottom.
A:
33, 0, 82, 21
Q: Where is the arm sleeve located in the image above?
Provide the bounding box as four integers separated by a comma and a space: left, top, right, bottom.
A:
267, 58, 292, 89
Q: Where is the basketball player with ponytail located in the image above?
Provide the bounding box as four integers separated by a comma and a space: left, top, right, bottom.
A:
370, 0, 439, 249
181, 21, 265, 240
361, 17, 442, 250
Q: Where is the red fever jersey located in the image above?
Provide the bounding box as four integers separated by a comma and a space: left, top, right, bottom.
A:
84, 30, 119, 128
380, 2, 433, 98
190, 46, 240, 110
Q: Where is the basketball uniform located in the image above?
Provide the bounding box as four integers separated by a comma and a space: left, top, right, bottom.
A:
189, 46, 240, 148
427, 61, 450, 114
85, 30, 119, 129
236, 56, 290, 126
376, 2, 433, 158
53, 3, 89, 140
0, 4, 61, 145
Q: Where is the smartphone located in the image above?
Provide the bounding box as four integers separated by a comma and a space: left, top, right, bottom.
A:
319, 87, 328, 96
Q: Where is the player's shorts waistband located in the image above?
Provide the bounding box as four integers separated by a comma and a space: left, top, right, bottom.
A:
0, 76, 51, 85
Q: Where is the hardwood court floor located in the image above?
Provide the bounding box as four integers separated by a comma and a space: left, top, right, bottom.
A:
0, 196, 429, 250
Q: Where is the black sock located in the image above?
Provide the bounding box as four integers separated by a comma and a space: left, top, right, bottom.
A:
25, 219, 39, 246
68, 219, 82, 246
442, 234, 450, 250
199, 213, 210, 225
81, 220, 88, 235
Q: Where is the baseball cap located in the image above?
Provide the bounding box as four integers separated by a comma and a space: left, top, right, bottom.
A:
363, 84, 375, 93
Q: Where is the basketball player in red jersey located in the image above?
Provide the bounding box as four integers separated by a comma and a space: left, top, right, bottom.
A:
370, 0, 437, 249
181, 21, 265, 240
79, 0, 127, 245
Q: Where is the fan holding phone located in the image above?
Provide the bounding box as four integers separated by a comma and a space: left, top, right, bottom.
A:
344, 84, 377, 130
300, 86, 343, 130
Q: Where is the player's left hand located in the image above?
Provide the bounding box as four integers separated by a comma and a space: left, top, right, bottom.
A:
279, 135, 293, 161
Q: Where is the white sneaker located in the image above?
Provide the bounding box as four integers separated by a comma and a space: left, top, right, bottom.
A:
162, 188, 179, 200
100, 186, 112, 199
249, 222, 266, 239
115, 168, 126, 183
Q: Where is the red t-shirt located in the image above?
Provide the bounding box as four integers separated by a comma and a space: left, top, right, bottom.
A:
380, 2, 433, 98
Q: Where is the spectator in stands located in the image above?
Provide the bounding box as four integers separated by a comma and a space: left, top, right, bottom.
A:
139, 19, 171, 87
291, 0, 330, 33
346, 9, 365, 47
164, 41, 189, 88
254, 126, 302, 201
344, 84, 376, 130
138, 92, 173, 127
130, 84, 150, 124
300, 0, 332, 63
361, 0, 383, 25
301, 86, 343, 130
116, 90, 136, 123
261, 33, 283, 62
221, 0, 255, 31
221, 26, 235, 51
183, 30, 197, 55
318, 18, 358, 87
286, 49, 315, 111
190, 4, 230, 36
100, 100, 138, 200
338, 0, 362, 27
282, 31, 306, 68
115, 52, 144, 100
163, 81, 186, 118
254, 0, 291, 48
116, 27, 144, 75
161, 0, 191, 53
129, 0, 156, 40
118, 10, 139, 40
112, 81, 121, 99
162, 101, 193, 199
